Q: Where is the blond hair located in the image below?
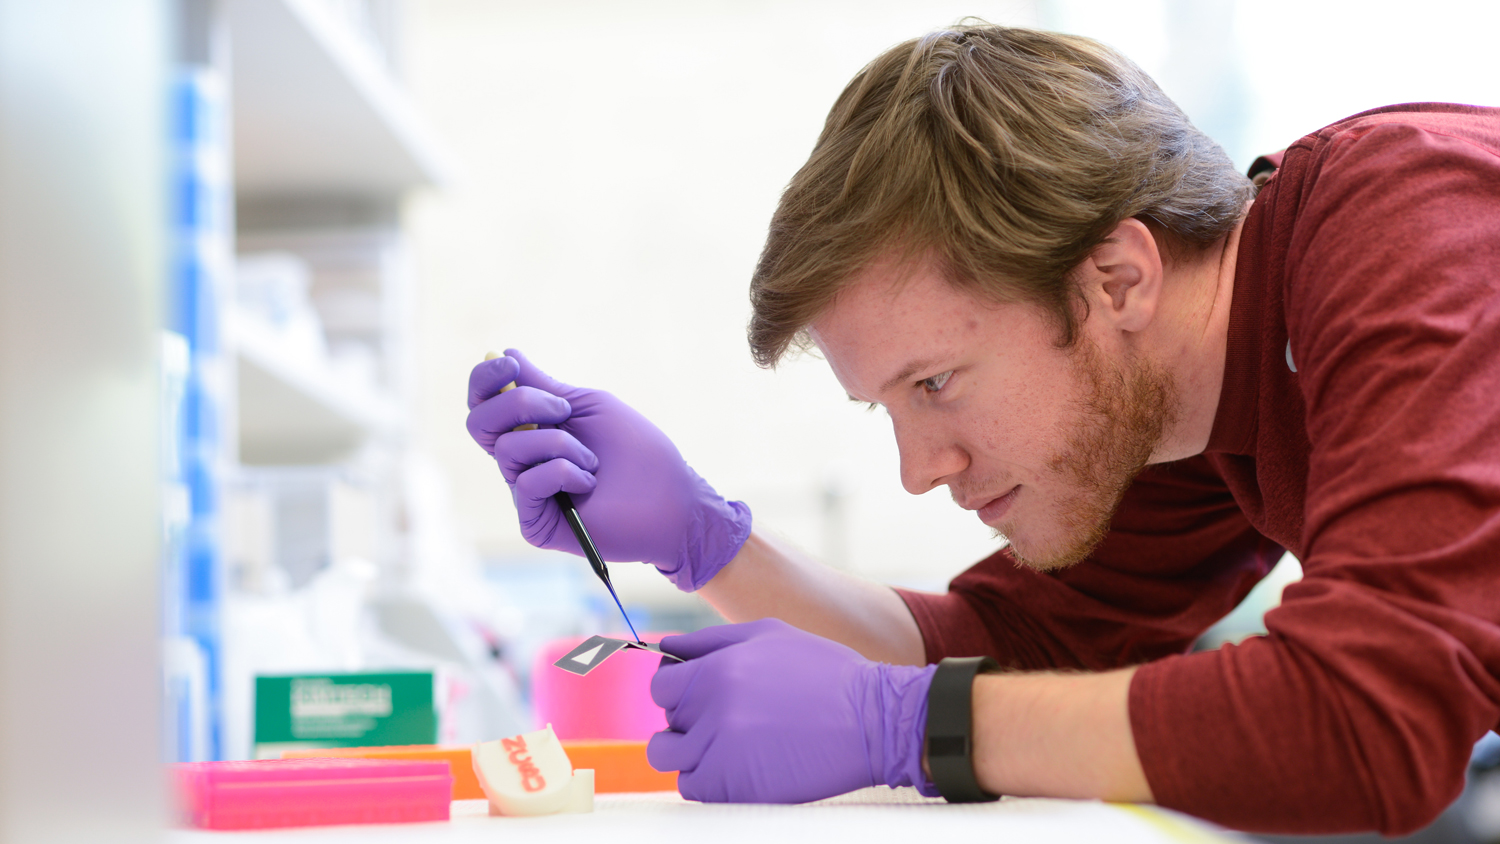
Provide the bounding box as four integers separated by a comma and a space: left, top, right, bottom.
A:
748, 24, 1252, 367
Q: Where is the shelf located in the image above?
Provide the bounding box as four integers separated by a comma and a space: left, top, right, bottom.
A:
233, 308, 401, 464
227, 0, 455, 198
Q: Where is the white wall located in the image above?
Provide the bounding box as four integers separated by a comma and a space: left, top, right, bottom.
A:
404, 0, 1041, 590
1047, 0, 1500, 173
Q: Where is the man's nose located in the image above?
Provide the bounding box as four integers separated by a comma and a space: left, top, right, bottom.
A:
894, 418, 967, 495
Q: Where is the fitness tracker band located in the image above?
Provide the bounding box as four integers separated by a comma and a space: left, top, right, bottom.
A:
925, 656, 1000, 803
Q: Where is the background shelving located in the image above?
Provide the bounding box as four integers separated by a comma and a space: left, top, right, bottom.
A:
195, 0, 532, 762
227, 0, 452, 197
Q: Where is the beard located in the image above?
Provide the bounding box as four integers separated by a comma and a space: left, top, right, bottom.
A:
997, 338, 1179, 571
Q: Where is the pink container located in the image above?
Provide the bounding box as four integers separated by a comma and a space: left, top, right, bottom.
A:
172, 758, 452, 830
532, 632, 673, 740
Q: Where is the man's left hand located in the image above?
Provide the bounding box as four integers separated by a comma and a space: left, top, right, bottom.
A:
646, 618, 937, 803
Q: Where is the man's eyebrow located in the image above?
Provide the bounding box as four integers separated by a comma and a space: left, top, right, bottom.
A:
879, 358, 941, 395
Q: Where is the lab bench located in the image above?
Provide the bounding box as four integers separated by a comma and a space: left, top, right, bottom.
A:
168, 788, 1244, 843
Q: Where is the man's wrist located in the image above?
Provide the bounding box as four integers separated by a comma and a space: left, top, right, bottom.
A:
967, 667, 1150, 802
664, 496, 752, 592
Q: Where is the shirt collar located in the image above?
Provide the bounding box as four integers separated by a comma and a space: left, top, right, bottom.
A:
1204, 215, 1266, 455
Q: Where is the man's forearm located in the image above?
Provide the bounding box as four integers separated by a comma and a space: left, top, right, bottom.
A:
696, 529, 927, 666
971, 667, 1154, 802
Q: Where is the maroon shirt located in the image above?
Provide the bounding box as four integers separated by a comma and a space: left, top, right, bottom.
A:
895, 103, 1500, 835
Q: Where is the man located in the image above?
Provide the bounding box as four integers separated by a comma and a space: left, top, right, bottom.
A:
466, 25, 1500, 835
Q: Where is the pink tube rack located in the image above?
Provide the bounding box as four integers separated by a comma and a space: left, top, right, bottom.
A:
172, 758, 453, 830
533, 633, 673, 740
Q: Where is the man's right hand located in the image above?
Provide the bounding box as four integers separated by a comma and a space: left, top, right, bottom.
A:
465, 349, 751, 592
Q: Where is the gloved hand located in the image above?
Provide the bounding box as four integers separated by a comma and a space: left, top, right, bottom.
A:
646, 618, 939, 803
465, 349, 752, 591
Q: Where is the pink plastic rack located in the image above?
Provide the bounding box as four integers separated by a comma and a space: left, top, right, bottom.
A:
173, 757, 453, 830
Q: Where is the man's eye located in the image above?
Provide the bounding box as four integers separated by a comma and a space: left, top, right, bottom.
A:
922, 371, 953, 393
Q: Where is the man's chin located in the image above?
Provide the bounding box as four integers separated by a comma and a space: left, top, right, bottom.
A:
993, 524, 1107, 573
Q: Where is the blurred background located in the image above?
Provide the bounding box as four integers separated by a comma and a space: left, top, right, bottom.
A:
2, 0, 1497, 840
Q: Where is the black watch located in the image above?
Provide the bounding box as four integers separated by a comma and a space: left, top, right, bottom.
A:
925, 656, 1000, 803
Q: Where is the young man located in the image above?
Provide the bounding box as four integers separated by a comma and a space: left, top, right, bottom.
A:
466, 26, 1500, 835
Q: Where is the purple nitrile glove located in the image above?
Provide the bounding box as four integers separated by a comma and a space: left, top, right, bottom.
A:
646, 618, 939, 803
465, 349, 752, 591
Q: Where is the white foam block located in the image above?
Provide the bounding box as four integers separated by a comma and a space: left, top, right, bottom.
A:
565, 769, 594, 814
473, 725, 594, 816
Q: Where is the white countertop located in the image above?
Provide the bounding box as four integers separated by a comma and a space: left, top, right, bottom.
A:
169, 787, 1245, 843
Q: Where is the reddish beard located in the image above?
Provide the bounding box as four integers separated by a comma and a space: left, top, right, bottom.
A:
999, 338, 1178, 571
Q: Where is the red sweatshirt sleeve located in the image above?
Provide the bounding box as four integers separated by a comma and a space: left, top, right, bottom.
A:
1132, 113, 1500, 835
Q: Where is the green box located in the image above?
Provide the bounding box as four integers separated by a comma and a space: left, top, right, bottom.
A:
253, 671, 437, 759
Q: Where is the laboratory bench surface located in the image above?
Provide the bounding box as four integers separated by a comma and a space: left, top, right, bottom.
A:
168, 787, 1246, 843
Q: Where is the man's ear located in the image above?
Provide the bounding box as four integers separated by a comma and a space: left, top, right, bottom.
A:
1078, 218, 1163, 334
